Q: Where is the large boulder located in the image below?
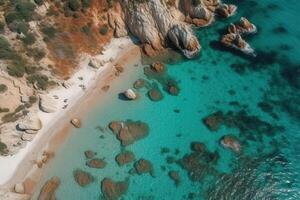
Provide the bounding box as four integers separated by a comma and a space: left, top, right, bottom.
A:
39, 95, 57, 113
101, 178, 129, 200
86, 158, 106, 169
115, 151, 135, 166
133, 159, 154, 176
14, 183, 25, 194
38, 176, 60, 200
123, 89, 137, 100
18, 114, 42, 131
70, 118, 81, 128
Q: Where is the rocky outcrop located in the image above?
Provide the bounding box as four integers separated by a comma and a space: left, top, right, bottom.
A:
89, 58, 104, 69
38, 176, 60, 200
39, 95, 57, 113
123, 89, 137, 100
228, 17, 257, 35
108, 120, 149, 146
215, 3, 237, 18
18, 114, 42, 131
220, 134, 241, 152
73, 169, 94, 187
221, 33, 255, 56
101, 178, 129, 200
108, 3, 128, 38
121, 0, 200, 58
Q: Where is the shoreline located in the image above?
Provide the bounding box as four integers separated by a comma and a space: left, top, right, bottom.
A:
0, 37, 141, 194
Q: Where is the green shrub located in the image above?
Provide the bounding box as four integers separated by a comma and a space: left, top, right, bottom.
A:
0, 108, 9, 113
15, 1, 36, 21
0, 142, 8, 155
0, 36, 16, 59
20, 33, 36, 45
47, 6, 59, 16
0, 84, 8, 93
68, 0, 81, 11
99, 24, 108, 35
0, 21, 5, 33
27, 48, 46, 61
5, 12, 23, 24
8, 21, 29, 34
34, 0, 44, 6
82, 0, 91, 8
27, 73, 49, 90
7, 60, 26, 77
41, 25, 57, 39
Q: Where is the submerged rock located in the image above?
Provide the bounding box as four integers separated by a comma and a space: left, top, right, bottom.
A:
86, 158, 106, 169
190, 142, 207, 153
101, 178, 129, 200
133, 79, 147, 89
38, 176, 60, 200
123, 89, 137, 100
134, 159, 154, 176
151, 62, 165, 73
148, 88, 163, 101
84, 150, 95, 159
71, 118, 81, 128
220, 134, 241, 152
168, 171, 180, 186
115, 151, 135, 166
166, 81, 179, 96
108, 120, 149, 146
73, 169, 94, 187
202, 111, 224, 131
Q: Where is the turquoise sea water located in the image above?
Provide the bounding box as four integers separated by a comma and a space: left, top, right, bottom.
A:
33, 0, 300, 199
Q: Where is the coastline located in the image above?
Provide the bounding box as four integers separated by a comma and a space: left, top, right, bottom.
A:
0, 37, 141, 194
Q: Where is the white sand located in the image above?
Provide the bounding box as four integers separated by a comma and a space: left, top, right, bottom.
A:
0, 37, 135, 186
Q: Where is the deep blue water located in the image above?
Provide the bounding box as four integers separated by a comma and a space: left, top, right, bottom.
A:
33, 0, 300, 199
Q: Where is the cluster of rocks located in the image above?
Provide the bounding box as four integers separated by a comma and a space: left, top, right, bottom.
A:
177, 142, 219, 181
221, 17, 257, 56
108, 120, 149, 146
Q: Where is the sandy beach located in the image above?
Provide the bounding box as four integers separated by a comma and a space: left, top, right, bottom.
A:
0, 37, 141, 194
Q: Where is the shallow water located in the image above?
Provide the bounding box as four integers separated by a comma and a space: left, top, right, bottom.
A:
33, 0, 300, 199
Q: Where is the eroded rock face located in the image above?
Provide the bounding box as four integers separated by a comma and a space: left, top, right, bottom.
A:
108, 3, 128, 38
86, 158, 107, 169
39, 95, 57, 113
215, 3, 237, 18
108, 120, 149, 146
115, 151, 135, 166
101, 178, 129, 200
73, 169, 94, 187
220, 134, 241, 152
121, 0, 200, 58
38, 176, 60, 200
133, 159, 154, 176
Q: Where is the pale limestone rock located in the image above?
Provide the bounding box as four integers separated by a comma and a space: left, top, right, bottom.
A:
62, 81, 73, 89
18, 114, 42, 131
14, 183, 25, 194
124, 89, 137, 100
0, 188, 30, 200
21, 133, 35, 141
71, 118, 81, 128
25, 129, 38, 134
20, 96, 29, 103
88, 58, 104, 69
39, 95, 57, 113
108, 9, 127, 38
